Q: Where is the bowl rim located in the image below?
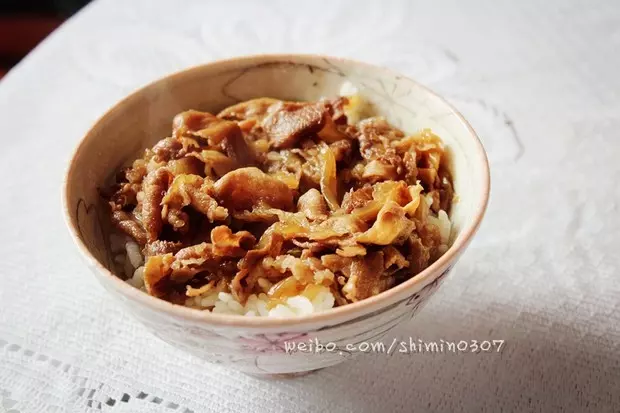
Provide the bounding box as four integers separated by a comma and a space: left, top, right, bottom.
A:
62, 53, 490, 328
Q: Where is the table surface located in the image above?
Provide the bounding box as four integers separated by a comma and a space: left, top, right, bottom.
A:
1, 0, 619, 412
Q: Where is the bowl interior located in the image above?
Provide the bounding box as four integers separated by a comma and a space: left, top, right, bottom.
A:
66, 55, 487, 286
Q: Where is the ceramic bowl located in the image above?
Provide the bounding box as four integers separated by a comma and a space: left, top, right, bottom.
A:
63, 54, 489, 376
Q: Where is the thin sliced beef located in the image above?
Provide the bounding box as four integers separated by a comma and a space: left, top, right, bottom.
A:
141, 168, 172, 242
342, 252, 394, 302
262, 102, 327, 149
213, 167, 294, 211
111, 210, 147, 245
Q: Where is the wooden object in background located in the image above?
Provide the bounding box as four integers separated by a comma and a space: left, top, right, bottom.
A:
0, 16, 63, 78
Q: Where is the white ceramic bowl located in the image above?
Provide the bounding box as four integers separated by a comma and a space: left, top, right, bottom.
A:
63, 54, 489, 377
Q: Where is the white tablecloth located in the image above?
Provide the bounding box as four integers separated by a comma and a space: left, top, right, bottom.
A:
1, 0, 619, 411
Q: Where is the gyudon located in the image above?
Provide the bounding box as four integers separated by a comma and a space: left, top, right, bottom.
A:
104, 94, 454, 317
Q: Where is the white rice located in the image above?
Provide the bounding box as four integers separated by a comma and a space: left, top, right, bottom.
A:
125, 241, 143, 268
338, 81, 375, 124
185, 288, 335, 318
339, 81, 359, 97
127, 266, 145, 289
437, 210, 451, 244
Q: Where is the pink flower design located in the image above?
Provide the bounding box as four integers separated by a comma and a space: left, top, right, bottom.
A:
238, 333, 309, 354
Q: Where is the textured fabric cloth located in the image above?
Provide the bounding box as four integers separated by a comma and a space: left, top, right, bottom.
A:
1, 0, 619, 411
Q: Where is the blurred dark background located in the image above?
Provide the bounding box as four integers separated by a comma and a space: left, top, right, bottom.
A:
0, 0, 90, 78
